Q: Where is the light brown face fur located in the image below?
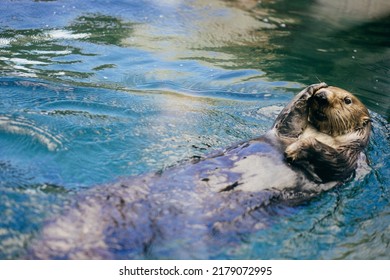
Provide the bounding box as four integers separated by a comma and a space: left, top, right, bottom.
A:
308, 86, 371, 137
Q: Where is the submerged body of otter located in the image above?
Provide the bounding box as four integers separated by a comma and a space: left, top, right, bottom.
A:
30, 83, 371, 259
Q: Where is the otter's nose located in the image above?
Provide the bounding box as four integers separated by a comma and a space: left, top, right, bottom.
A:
314, 90, 328, 105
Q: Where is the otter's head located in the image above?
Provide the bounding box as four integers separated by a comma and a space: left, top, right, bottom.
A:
308, 86, 371, 138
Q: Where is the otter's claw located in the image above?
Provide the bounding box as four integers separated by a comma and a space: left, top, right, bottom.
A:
295, 82, 328, 102
306, 82, 328, 96
285, 142, 301, 162
285, 138, 316, 162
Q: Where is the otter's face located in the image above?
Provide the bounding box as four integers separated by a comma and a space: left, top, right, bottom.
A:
308, 86, 371, 137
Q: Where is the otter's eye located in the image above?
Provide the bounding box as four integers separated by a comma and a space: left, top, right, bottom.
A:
344, 97, 352, 105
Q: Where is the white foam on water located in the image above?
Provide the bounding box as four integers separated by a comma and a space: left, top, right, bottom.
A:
0, 37, 14, 47
45, 29, 90, 40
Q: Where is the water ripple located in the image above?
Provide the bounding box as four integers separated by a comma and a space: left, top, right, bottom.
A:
0, 115, 63, 151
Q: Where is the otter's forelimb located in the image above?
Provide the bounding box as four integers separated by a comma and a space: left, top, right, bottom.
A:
272, 82, 327, 139
285, 137, 359, 183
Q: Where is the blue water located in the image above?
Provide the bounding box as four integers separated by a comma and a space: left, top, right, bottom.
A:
0, 0, 389, 259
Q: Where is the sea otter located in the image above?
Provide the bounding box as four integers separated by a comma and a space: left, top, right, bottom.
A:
283, 85, 371, 183
29, 83, 371, 259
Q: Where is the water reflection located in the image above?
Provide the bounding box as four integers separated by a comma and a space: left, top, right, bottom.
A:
2, 0, 386, 116
255, 0, 390, 118
0, 0, 300, 93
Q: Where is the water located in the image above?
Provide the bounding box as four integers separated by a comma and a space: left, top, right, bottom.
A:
0, 0, 389, 259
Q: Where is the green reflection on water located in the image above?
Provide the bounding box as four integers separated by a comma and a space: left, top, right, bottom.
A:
68, 14, 135, 46
208, 0, 390, 118
1, 0, 387, 117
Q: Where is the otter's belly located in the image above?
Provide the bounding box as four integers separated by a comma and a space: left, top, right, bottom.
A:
152, 138, 303, 193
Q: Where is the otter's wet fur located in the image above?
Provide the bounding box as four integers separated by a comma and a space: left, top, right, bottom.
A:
285, 86, 371, 182
29, 83, 371, 259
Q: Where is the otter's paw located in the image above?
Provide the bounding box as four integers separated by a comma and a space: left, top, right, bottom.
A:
284, 142, 303, 162
307, 82, 328, 96
285, 138, 315, 162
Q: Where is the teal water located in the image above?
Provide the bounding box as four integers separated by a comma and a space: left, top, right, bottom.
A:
0, 0, 389, 259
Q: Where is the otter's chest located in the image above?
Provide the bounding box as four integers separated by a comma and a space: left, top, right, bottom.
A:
159, 139, 303, 193
300, 125, 338, 148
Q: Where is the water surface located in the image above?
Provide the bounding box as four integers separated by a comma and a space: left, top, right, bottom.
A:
0, 0, 389, 259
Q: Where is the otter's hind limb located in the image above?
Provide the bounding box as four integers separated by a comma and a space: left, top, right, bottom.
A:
273, 83, 327, 138
285, 138, 359, 182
